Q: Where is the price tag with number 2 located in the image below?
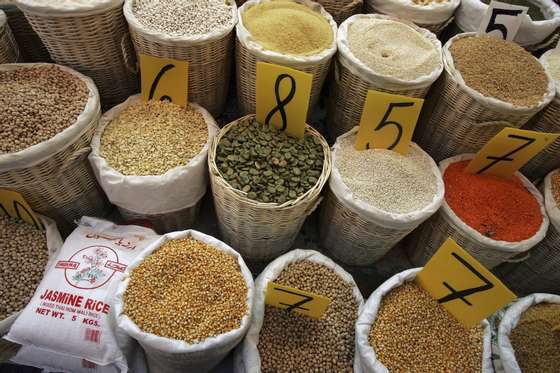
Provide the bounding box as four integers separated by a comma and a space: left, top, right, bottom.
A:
140, 54, 189, 108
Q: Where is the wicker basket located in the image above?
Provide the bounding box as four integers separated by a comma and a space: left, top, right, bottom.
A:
208, 115, 332, 261
235, 0, 337, 117
0, 9, 18, 63
16, 0, 138, 110
316, 0, 363, 24
118, 201, 202, 235
123, 0, 237, 117
414, 33, 555, 163
0, 64, 111, 235
327, 14, 443, 141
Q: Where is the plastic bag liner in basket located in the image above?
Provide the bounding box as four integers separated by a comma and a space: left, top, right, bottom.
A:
356, 268, 493, 373
455, 0, 560, 49
89, 95, 219, 234
114, 230, 255, 373
208, 114, 332, 262
0, 10, 19, 63
123, 0, 237, 117
493, 169, 560, 296
0, 63, 110, 235
234, 249, 365, 373
0, 214, 63, 336
316, 0, 364, 25
327, 14, 443, 140
319, 127, 444, 266
407, 154, 549, 269
235, 0, 338, 117
414, 33, 556, 163
497, 293, 560, 373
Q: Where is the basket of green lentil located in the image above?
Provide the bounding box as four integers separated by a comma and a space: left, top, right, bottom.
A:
208, 115, 331, 262
0, 10, 19, 63
115, 230, 254, 373
236, 0, 337, 117
0, 63, 110, 235
89, 95, 218, 234
497, 294, 560, 373
234, 249, 364, 373
327, 14, 443, 141
123, 0, 237, 117
316, 0, 364, 24
414, 33, 556, 163
356, 268, 493, 372
407, 154, 549, 269
319, 128, 444, 266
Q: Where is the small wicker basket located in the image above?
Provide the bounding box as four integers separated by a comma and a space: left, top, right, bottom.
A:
208, 114, 332, 261
0, 10, 18, 63
316, 0, 363, 24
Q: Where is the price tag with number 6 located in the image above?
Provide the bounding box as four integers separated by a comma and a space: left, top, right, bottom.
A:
139, 54, 189, 108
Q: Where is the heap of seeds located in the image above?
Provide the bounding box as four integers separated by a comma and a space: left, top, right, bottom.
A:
510, 303, 560, 373
369, 282, 484, 371
449, 36, 548, 107
0, 65, 88, 154
216, 119, 324, 204
336, 134, 437, 214
0, 216, 49, 320
258, 260, 358, 372
546, 49, 560, 85
132, 0, 234, 37
348, 18, 440, 81
552, 172, 560, 206
100, 100, 208, 176
123, 237, 248, 343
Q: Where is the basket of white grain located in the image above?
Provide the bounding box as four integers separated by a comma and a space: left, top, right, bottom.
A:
356, 268, 493, 372
497, 294, 560, 373
407, 154, 549, 269
6, 217, 160, 371
123, 0, 237, 117
0, 9, 19, 63
89, 95, 218, 234
327, 13, 443, 141
234, 249, 364, 372
414, 33, 555, 163
0, 63, 110, 235
115, 230, 254, 373
319, 128, 444, 266
236, 0, 337, 117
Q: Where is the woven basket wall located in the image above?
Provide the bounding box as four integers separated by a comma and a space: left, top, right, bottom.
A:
21, 4, 138, 110
316, 0, 363, 24
208, 115, 332, 261
365, 4, 453, 35
0, 15, 18, 63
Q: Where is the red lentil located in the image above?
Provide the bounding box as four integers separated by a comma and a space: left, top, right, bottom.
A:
443, 161, 542, 242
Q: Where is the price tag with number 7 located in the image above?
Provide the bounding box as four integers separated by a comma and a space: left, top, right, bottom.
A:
354, 90, 424, 155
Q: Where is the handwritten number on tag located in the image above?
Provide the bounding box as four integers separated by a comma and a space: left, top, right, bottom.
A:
0, 199, 42, 230
149, 64, 175, 102
476, 134, 536, 174
365, 102, 412, 150
486, 8, 525, 39
274, 286, 314, 312
265, 74, 296, 131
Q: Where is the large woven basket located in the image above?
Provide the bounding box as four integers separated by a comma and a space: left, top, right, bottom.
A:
316, 0, 363, 24
118, 201, 202, 235
16, 0, 138, 110
208, 115, 332, 262
0, 10, 18, 63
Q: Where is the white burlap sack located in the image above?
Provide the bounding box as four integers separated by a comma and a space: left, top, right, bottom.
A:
115, 230, 254, 373
456, 0, 560, 47
234, 249, 365, 373
367, 0, 459, 25
337, 14, 443, 91
497, 293, 560, 373
356, 268, 493, 373
15, 0, 122, 16
89, 95, 218, 216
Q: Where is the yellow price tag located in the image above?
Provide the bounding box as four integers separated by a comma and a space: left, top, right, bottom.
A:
465, 127, 560, 178
0, 189, 43, 230
264, 281, 331, 319
355, 90, 424, 154
553, 324, 560, 332
416, 238, 516, 328
256, 62, 312, 139
140, 54, 189, 108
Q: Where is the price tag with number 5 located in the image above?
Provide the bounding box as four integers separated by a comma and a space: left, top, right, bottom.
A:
140, 54, 189, 108
479, 0, 528, 41
355, 90, 424, 154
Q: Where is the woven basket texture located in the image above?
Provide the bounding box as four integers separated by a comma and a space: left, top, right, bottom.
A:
316, 0, 363, 24
208, 114, 332, 261
0, 18, 18, 63
365, 4, 453, 35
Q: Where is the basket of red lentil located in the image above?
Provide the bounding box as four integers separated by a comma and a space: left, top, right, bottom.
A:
414, 33, 555, 163
407, 154, 549, 269
0, 10, 19, 63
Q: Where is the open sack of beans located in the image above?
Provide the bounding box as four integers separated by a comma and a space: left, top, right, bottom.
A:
0, 63, 110, 234
114, 230, 254, 373
497, 294, 560, 373
319, 127, 444, 266
6, 217, 160, 371
89, 95, 218, 234
414, 33, 555, 163
236, 0, 337, 116
234, 249, 364, 372
327, 13, 443, 141
208, 115, 331, 262
123, 0, 237, 117
408, 154, 549, 269
0, 9, 19, 63
356, 268, 493, 372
